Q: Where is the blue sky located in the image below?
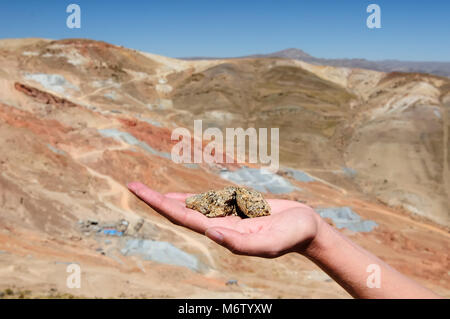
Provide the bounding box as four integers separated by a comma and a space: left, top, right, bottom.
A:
0, 0, 449, 61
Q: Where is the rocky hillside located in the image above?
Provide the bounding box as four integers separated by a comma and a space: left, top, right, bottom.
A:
0, 38, 448, 298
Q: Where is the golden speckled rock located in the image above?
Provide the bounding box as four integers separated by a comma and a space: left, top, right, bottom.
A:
185, 186, 271, 218
235, 187, 271, 218
185, 186, 238, 217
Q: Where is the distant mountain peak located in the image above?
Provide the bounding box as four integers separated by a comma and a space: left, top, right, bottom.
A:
180, 47, 450, 78
268, 48, 313, 59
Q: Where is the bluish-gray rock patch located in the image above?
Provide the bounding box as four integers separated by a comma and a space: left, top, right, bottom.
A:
104, 91, 118, 100
342, 167, 357, 178
47, 144, 66, 156
98, 128, 171, 160
220, 167, 300, 194
24, 73, 79, 94
283, 168, 315, 182
120, 239, 203, 272
315, 207, 378, 232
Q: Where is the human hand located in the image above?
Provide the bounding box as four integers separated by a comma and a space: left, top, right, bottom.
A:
127, 182, 322, 258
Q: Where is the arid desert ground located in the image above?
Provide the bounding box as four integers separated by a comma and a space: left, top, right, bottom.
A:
0, 38, 448, 298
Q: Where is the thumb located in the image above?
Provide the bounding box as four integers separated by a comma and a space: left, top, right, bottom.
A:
205, 227, 266, 256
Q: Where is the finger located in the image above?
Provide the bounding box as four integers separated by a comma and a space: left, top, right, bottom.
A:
266, 199, 310, 213
205, 227, 276, 257
127, 182, 210, 233
165, 192, 195, 202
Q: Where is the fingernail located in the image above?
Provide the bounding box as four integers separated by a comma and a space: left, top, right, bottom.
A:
205, 229, 224, 243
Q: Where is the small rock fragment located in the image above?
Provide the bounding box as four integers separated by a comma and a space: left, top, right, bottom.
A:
186, 186, 238, 217
235, 187, 271, 218
185, 186, 271, 218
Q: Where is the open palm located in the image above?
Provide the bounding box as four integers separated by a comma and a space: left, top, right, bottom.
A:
127, 182, 320, 258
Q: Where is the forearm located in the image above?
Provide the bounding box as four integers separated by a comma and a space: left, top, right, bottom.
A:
127, 183, 441, 298
300, 217, 440, 299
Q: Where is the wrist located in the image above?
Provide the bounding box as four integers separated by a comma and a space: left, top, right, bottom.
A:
298, 212, 335, 259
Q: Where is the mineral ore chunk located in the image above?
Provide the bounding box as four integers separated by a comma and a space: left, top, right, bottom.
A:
185, 186, 271, 218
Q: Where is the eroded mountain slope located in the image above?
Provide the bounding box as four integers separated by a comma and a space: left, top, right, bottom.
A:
0, 39, 448, 298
